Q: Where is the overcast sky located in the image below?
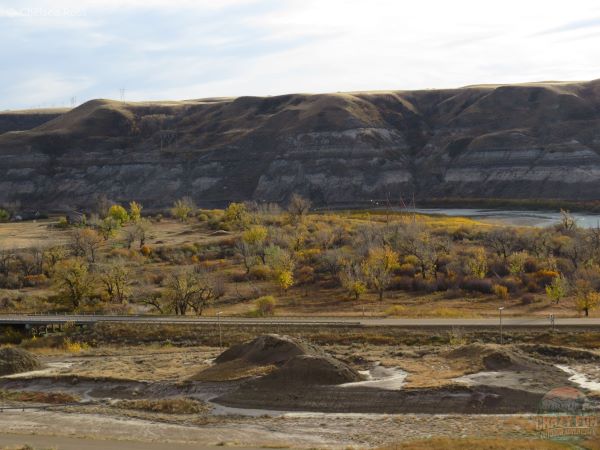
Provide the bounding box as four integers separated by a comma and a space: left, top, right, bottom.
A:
1, 0, 600, 110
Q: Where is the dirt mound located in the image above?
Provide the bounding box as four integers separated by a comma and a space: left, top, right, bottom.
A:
190, 359, 277, 382
198, 335, 360, 386
518, 344, 600, 363
215, 334, 326, 366
444, 343, 549, 372
254, 355, 361, 387
0, 347, 42, 376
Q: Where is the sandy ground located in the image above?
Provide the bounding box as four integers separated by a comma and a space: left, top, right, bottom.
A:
0, 408, 544, 449
0, 220, 69, 250
0, 343, 598, 448
0, 433, 262, 450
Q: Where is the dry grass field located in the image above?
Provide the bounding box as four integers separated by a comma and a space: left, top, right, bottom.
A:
0, 205, 599, 320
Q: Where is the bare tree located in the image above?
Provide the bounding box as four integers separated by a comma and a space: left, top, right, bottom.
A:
164, 268, 225, 316
70, 228, 103, 263
98, 259, 130, 303
287, 194, 311, 224
0, 249, 15, 277
484, 228, 519, 261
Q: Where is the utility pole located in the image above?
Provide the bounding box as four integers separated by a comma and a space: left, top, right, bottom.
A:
217, 311, 223, 349
119, 88, 126, 102
498, 307, 504, 345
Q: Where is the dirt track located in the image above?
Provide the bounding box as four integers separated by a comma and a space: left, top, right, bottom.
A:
0, 408, 546, 449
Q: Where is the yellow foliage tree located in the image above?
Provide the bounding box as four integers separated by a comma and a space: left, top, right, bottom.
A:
107, 205, 129, 225
52, 258, 94, 310
468, 247, 488, 279
362, 246, 399, 301
242, 226, 268, 246
171, 197, 195, 222
223, 202, 250, 229
576, 291, 600, 317
129, 201, 143, 223
277, 270, 294, 292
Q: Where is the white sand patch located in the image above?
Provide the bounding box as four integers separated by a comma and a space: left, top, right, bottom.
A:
453, 371, 504, 386
340, 365, 407, 390
556, 365, 600, 392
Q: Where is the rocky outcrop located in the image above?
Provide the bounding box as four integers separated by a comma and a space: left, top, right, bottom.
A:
2, 80, 600, 210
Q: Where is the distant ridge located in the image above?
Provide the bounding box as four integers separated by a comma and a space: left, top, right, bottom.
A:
2, 79, 600, 210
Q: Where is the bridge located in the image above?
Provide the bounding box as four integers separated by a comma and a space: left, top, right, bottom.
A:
0, 314, 599, 329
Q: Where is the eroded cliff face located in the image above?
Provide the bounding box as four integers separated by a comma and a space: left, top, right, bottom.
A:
1, 80, 600, 210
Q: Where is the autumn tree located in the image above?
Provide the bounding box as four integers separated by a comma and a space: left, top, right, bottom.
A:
53, 258, 94, 310
235, 226, 268, 273
545, 275, 568, 304
557, 209, 578, 232
97, 217, 121, 240
223, 202, 250, 229
0, 249, 15, 277
339, 262, 367, 301
389, 224, 449, 279
164, 269, 225, 315
43, 246, 67, 275
128, 201, 143, 223
123, 219, 151, 249
16, 247, 44, 276
287, 194, 311, 224
171, 197, 196, 222
508, 251, 528, 277
468, 247, 488, 279
485, 228, 519, 261
98, 259, 130, 303
70, 228, 103, 263
573, 269, 600, 317
362, 246, 398, 301
265, 244, 295, 292
576, 290, 600, 317
108, 204, 129, 225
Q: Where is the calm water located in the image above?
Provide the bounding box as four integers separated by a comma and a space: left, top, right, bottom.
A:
412, 208, 600, 228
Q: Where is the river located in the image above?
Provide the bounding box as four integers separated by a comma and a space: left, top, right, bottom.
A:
412, 208, 600, 228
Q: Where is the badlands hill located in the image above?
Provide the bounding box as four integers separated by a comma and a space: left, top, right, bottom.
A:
1, 80, 600, 210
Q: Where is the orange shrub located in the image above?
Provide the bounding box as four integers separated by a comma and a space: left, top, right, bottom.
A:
23, 274, 48, 287
534, 269, 559, 288
492, 284, 509, 300
140, 245, 152, 257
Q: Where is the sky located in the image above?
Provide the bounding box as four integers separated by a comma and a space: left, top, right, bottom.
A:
1, 0, 600, 110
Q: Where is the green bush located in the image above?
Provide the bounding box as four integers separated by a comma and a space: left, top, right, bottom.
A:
254, 296, 276, 316
0, 209, 10, 222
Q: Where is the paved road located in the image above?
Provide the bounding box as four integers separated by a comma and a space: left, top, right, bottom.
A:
0, 314, 598, 327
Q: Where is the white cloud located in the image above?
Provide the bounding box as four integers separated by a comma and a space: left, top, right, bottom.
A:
1, 0, 600, 109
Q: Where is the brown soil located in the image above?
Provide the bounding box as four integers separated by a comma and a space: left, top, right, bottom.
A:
250, 354, 361, 386
214, 334, 326, 366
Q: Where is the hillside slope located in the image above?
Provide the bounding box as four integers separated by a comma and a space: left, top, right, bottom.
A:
1, 80, 600, 210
